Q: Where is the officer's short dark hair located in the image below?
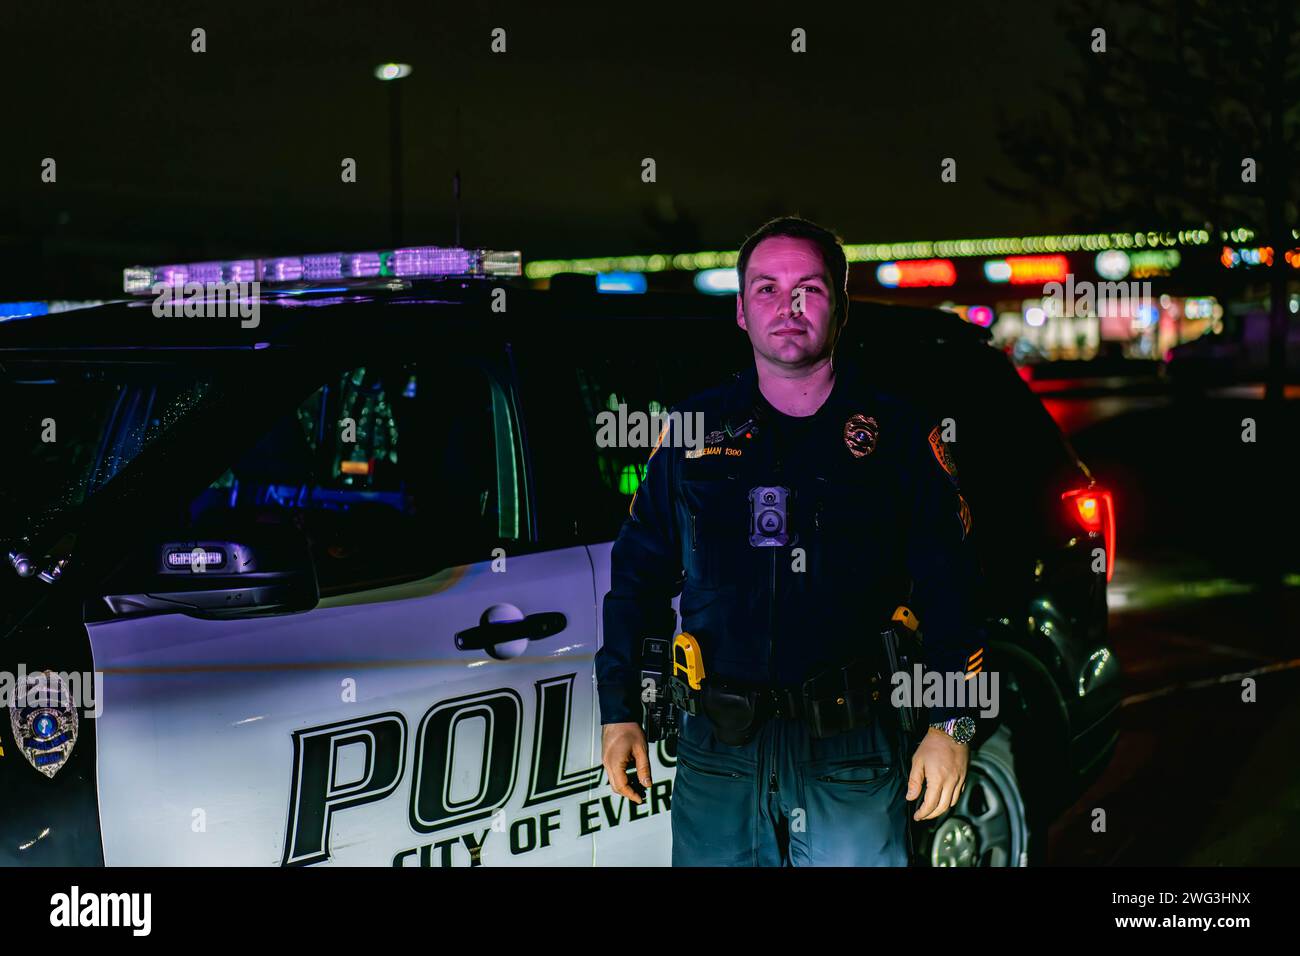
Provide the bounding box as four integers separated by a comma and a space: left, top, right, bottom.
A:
736, 216, 849, 329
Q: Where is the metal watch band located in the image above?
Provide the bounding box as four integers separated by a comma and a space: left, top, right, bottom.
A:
929, 716, 976, 744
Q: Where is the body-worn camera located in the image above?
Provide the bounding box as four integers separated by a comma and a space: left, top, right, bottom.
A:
749, 485, 797, 547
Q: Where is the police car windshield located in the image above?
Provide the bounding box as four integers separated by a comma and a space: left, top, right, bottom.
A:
0, 365, 216, 543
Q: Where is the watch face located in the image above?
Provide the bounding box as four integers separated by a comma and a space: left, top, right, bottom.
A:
953, 717, 977, 744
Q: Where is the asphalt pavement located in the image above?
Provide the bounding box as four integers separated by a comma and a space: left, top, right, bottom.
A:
1048, 551, 1300, 865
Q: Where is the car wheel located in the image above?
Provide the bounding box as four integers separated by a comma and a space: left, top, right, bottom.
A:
912, 723, 1039, 867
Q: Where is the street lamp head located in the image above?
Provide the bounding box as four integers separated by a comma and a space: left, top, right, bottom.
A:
374, 63, 412, 81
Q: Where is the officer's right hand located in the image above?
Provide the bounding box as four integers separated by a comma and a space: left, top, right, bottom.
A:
602, 722, 652, 805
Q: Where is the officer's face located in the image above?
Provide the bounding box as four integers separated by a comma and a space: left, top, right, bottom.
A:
736, 236, 840, 369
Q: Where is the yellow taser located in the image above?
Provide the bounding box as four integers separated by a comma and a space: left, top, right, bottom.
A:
672, 632, 706, 691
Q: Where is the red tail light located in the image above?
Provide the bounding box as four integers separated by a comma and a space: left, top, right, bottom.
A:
1061, 487, 1116, 581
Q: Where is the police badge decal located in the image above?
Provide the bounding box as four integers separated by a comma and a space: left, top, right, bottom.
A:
843, 414, 879, 458
9, 670, 79, 778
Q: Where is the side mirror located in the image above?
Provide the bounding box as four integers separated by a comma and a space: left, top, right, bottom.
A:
97, 526, 319, 620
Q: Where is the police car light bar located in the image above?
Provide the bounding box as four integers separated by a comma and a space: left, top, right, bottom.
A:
123, 247, 521, 293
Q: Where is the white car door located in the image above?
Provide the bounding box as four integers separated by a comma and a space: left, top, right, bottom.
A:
88, 357, 603, 866
586, 539, 679, 866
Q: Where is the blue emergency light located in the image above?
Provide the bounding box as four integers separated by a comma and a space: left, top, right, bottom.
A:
596, 272, 647, 294
0, 301, 48, 319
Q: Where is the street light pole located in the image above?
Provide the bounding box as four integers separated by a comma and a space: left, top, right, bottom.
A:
389, 79, 403, 247
374, 63, 413, 249
452, 106, 460, 248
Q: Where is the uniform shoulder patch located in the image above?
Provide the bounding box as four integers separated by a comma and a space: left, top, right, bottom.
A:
927, 425, 959, 481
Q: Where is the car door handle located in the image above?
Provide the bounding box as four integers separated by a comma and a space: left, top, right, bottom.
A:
454, 611, 567, 651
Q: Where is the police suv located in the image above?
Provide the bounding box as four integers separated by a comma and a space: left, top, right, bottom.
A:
0, 246, 1119, 866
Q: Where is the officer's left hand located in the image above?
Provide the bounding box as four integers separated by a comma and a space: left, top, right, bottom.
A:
907, 728, 970, 821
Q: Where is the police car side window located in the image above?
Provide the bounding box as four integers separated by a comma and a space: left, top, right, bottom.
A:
575, 363, 668, 532
187, 360, 520, 594
2, 372, 215, 539
573, 340, 736, 541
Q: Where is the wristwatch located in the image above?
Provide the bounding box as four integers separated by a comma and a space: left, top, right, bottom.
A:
929, 716, 977, 745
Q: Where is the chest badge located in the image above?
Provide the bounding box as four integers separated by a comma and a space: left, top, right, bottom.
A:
843, 414, 879, 458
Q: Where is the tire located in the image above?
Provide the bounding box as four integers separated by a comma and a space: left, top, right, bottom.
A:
912, 723, 1047, 866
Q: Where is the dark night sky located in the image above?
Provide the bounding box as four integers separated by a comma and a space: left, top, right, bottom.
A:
1, 1, 1082, 296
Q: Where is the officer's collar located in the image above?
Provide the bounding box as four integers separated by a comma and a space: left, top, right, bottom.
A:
723, 356, 863, 438
722, 365, 760, 437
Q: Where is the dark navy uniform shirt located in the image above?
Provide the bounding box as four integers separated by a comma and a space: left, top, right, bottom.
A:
596, 358, 985, 726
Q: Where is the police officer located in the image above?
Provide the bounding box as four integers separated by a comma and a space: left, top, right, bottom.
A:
596, 216, 984, 866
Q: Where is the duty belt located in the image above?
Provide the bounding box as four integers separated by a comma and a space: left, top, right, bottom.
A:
644, 610, 922, 751
671, 659, 886, 745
